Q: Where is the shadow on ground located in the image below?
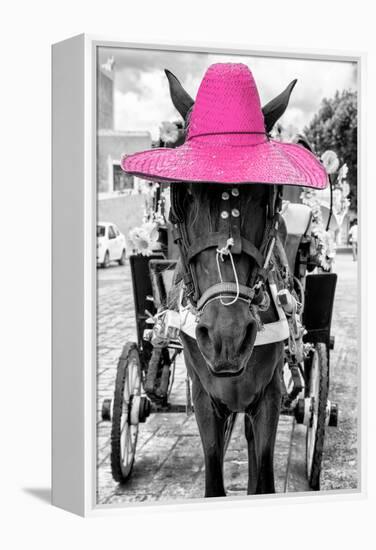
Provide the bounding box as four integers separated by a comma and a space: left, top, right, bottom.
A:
23, 488, 51, 504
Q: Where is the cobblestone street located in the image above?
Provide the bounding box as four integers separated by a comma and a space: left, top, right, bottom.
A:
96, 252, 358, 505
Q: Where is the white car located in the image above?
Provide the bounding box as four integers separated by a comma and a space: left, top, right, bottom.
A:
97, 222, 127, 267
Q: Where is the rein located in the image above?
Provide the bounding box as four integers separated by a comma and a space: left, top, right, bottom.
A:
169, 183, 283, 315
215, 237, 240, 306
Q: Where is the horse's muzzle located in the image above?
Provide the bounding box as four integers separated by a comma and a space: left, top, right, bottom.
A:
207, 361, 246, 378
196, 303, 258, 378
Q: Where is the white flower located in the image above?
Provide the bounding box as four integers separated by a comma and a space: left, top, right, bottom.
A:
321, 150, 339, 174
338, 163, 348, 181
128, 222, 159, 256
301, 187, 336, 269
342, 182, 350, 197
159, 121, 179, 144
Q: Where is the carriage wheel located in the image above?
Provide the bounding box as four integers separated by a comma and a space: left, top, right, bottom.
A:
305, 343, 329, 490
111, 342, 142, 483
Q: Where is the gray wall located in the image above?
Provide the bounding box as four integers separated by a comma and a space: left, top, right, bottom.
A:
97, 132, 151, 192
98, 194, 147, 240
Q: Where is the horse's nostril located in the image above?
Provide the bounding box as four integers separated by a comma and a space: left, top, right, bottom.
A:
197, 324, 222, 360
197, 324, 210, 343
197, 324, 218, 350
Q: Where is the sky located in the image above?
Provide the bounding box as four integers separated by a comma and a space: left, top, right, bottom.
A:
98, 47, 357, 141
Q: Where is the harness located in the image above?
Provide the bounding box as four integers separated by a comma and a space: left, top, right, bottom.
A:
169, 183, 283, 315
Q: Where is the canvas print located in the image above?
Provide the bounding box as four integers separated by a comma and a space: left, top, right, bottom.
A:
96, 46, 358, 505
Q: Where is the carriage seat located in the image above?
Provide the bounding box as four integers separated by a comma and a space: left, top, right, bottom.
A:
281, 202, 312, 274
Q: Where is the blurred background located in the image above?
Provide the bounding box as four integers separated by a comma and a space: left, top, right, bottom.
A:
96, 47, 358, 245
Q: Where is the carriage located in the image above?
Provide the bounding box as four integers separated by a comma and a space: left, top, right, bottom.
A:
101, 189, 338, 491
101, 62, 339, 495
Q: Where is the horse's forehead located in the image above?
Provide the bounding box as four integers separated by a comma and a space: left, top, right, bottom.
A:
187, 183, 266, 241
191, 183, 267, 200
190, 184, 268, 217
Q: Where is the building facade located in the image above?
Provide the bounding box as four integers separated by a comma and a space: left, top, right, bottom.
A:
97, 60, 152, 237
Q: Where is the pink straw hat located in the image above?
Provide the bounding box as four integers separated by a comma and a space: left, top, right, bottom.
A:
121, 63, 328, 189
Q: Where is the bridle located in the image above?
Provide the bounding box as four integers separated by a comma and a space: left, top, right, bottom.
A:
169, 182, 283, 315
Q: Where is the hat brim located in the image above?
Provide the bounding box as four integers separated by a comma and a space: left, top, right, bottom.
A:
121, 139, 328, 189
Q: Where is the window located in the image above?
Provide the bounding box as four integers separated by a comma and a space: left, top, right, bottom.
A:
113, 164, 134, 192
97, 225, 105, 237
108, 226, 116, 239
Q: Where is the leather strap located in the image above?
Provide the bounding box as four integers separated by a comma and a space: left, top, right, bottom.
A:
169, 182, 282, 308
187, 233, 264, 267
241, 239, 265, 267
197, 282, 256, 311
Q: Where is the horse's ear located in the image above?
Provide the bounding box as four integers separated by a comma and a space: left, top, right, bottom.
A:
262, 79, 297, 133
164, 69, 194, 120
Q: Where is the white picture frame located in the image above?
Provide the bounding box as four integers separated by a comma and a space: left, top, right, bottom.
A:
52, 34, 365, 516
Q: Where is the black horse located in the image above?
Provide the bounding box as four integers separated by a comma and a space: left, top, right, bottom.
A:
165, 70, 297, 497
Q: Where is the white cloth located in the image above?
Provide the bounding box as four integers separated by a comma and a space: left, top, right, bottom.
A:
179, 283, 289, 346
281, 201, 312, 236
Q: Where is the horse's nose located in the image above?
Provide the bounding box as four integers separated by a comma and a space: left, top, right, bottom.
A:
196, 310, 257, 376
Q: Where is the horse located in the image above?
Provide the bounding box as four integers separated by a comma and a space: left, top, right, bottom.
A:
164, 69, 297, 497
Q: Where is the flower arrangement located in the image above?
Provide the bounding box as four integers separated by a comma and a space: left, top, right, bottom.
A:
128, 182, 168, 256
321, 150, 340, 174
128, 222, 160, 256
300, 148, 342, 270
300, 188, 336, 270
159, 121, 179, 144
331, 162, 350, 226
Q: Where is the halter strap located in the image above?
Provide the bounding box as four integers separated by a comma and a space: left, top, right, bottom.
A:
197, 283, 256, 311
169, 183, 283, 309
186, 233, 264, 267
